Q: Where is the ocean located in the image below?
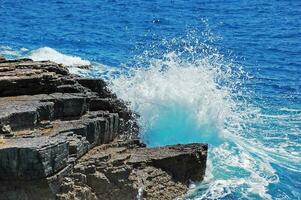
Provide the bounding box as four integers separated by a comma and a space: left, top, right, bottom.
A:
0, 0, 300, 199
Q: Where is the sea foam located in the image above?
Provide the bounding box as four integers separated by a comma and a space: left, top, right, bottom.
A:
28, 47, 91, 67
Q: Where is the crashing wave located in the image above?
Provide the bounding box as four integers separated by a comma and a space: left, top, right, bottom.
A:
107, 35, 288, 199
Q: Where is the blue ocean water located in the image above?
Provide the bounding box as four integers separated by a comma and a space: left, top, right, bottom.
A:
0, 0, 300, 199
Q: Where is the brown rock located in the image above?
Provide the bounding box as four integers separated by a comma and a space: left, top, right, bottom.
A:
56, 142, 207, 200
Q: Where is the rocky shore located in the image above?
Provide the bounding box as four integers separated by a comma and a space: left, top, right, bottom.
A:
0, 58, 208, 200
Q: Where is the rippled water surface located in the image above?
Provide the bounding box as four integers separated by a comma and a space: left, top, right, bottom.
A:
1, 0, 300, 199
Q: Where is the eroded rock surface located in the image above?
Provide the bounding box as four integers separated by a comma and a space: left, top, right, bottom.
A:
57, 141, 207, 200
0, 58, 208, 200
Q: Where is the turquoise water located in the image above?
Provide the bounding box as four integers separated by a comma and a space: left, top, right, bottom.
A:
0, 0, 300, 199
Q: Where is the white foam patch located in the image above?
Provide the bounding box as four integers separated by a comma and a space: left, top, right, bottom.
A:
0, 46, 22, 57
28, 47, 91, 67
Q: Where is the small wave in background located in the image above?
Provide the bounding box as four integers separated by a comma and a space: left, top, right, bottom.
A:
0, 46, 118, 78
28, 47, 91, 67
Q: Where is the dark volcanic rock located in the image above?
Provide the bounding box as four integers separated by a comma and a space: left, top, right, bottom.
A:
0, 58, 208, 200
129, 143, 208, 183
76, 77, 115, 98
0, 135, 69, 180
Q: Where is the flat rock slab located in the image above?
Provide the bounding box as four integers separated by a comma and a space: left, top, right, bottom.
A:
129, 143, 208, 182
0, 135, 69, 180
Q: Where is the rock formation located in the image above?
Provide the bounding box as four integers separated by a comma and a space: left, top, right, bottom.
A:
0, 58, 208, 200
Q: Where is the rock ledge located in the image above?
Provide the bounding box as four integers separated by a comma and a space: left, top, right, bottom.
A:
0, 58, 207, 200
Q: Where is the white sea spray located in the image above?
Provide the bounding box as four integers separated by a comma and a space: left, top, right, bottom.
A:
107, 34, 293, 199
